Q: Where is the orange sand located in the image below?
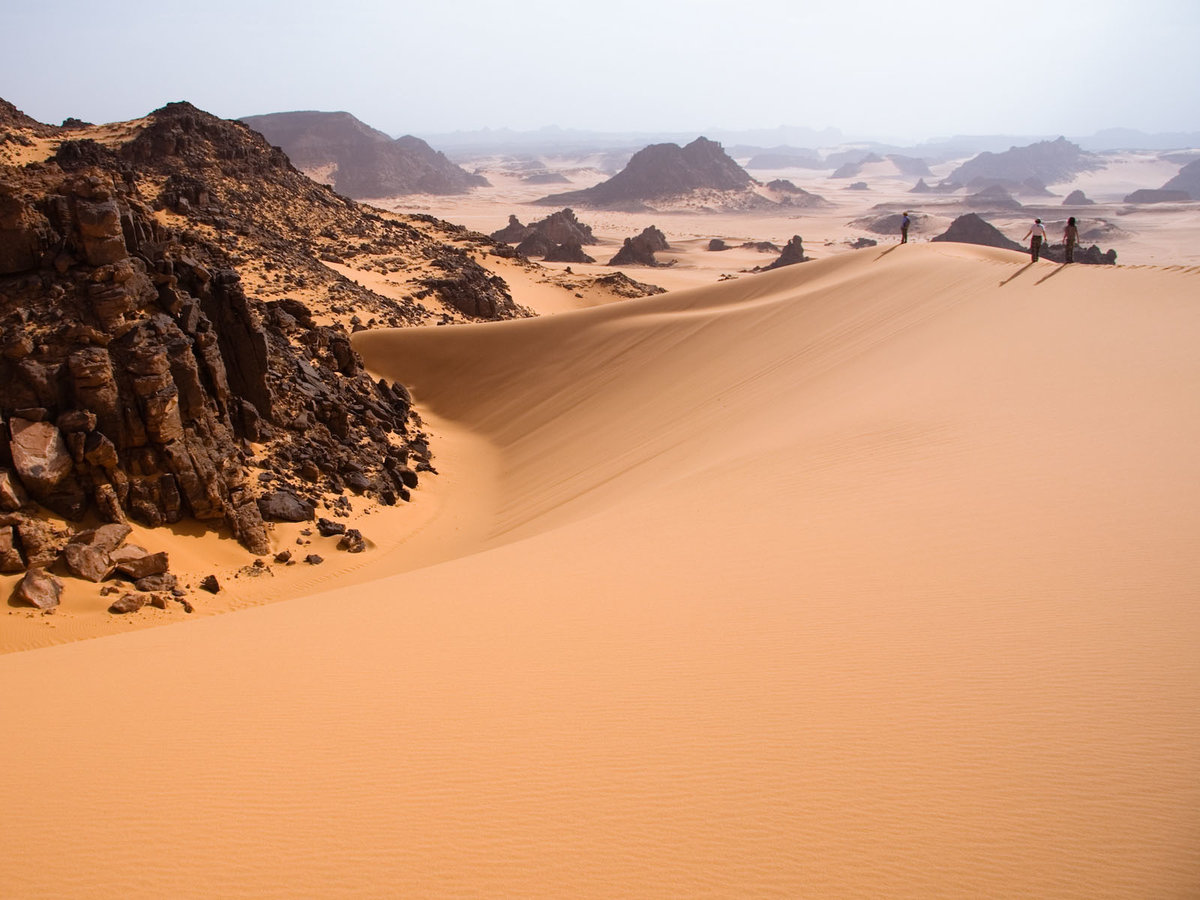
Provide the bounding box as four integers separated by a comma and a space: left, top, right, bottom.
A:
2, 244, 1199, 897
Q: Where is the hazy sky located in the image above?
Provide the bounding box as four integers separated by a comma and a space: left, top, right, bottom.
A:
3, 0, 1198, 143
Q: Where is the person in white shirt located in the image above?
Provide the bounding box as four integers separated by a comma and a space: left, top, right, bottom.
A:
1022, 218, 1047, 261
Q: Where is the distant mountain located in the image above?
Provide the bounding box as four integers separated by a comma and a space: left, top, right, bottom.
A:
241, 110, 488, 199
1074, 128, 1200, 151
534, 137, 758, 210
946, 137, 1103, 188
930, 214, 1023, 251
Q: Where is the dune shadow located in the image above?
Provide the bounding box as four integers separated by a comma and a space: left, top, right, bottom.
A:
874, 244, 902, 261
999, 261, 1036, 286
1035, 264, 1069, 285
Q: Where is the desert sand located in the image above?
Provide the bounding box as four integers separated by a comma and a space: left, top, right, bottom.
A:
2, 241, 1199, 897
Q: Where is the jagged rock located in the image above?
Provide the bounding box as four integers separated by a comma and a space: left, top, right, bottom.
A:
0, 467, 28, 510
515, 232, 557, 259
316, 517, 346, 536
418, 252, 519, 319
108, 593, 147, 614
0, 525, 24, 572
8, 418, 86, 518
762, 236, 810, 270
111, 546, 170, 579
930, 214, 1024, 251
135, 572, 177, 592
2, 514, 68, 568
257, 489, 314, 522
61, 542, 115, 582
150, 593, 170, 609
274, 549, 292, 563
544, 241, 595, 264
13, 567, 62, 609
1062, 189, 1095, 205
741, 241, 781, 253
304, 553, 324, 565
337, 528, 366, 553
491, 214, 531, 243
910, 178, 933, 193
608, 227, 670, 266
71, 523, 132, 552
199, 574, 220, 593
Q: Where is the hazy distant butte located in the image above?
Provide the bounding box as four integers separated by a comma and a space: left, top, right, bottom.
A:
241, 110, 488, 199
535, 136, 760, 210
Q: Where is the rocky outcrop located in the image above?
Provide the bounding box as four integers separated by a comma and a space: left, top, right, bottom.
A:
762, 236, 809, 270
948, 137, 1103, 187
763, 180, 829, 207
909, 179, 933, 193
0, 99, 459, 556
1062, 189, 1095, 205
930, 214, 1023, 251
607, 227, 670, 266
537, 137, 756, 209
495, 208, 598, 261
241, 110, 488, 198
416, 253, 518, 318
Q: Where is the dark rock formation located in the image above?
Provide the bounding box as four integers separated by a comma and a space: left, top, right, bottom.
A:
910, 179, 933, 193
849, 237, 878, 249
1161, 158, 1200, 198
947, 137, 1102, 187
708, 239, 729, 251
608, 227, 670, 266
930, 214, 1024, 251
1039, 243, 1117, 265
1062, 189, 1095, 205
744, 149, 823, 169
522, 172, 571, 185
241, 110, 488, 198
416, 253, 518, 318
491, 214, 531, 243
845, 182, 870, 191
764, 180, 829, 207
589, 272, 667, 298
544, 241, 595, 264
108, 593, 147, 614
762, 236, 809, 270
741, 241, 781, 253
199, 574, 220, 593
831, 153, 883, 179
537, 137, 755, 209
1123, 189, 1191, 203
337, 528, 366, 553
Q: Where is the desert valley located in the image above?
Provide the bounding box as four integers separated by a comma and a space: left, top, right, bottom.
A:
1, 94, 1199, 898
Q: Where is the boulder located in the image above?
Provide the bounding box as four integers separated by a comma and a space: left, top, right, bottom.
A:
111, 545, 170, 579
257, 490, 314, 522
337, 528, 367, 553
0, 467, 28, 511
199, 574, 220, 593
316, 517, 346, 537
13, 567, 62, 609
134, 573, 177, 592
71, 523, 132, 553
61, 542, 116, 582
762, 236, 810, 270
108, 593, 147, 614
8, 418, 86, 517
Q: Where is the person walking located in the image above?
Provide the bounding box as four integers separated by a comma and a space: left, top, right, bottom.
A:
1062, 216, 1079, 263
1023, 218, 1047, 261
900, 211, 911, 244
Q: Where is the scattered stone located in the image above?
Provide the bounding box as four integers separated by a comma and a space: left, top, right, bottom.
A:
61, 542, 116, 582
274, 549, 292, 563
198, 574, 220, 593
108, 593, 147, 614
111, 546, 170, 580
304, 554, 324, 565
12, 567, 62, 609
135, 573, 177, 592
316, 517, 346, 537
177, 597, 195, 613
337, 529, 367, 553
150, 594, 170, 609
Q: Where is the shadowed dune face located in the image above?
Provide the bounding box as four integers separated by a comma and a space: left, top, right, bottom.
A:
3, 244, 1199, 898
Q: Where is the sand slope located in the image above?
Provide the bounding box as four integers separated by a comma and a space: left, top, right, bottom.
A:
3, 244, 1199, 898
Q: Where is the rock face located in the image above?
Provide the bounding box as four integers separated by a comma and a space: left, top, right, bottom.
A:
241, 110, 488, 198
537, 137, 756, 209
543, 241, 595, 264
930, 214, 1023, 251
1062, 189, 1095, 205
608, 227, 670, 266
947, 137, 1102, 188
762, 236, 809, 270
0, 98, 487, 556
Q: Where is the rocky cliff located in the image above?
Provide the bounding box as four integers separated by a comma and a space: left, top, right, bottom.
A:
0, 100, 524, 568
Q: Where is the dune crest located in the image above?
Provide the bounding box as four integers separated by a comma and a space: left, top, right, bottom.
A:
3, 244, 1199, 898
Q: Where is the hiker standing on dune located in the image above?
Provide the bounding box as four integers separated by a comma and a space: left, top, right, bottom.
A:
900, 211, 911, 244
1023, 218, 1047, 261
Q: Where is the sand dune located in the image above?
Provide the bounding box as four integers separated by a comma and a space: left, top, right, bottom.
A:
3, 244, 1199, 897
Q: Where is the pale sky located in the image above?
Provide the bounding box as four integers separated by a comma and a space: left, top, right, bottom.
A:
3, 0, 1198, 144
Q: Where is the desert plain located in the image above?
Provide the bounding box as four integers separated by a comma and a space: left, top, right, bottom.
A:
3, 139, 1200, 898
